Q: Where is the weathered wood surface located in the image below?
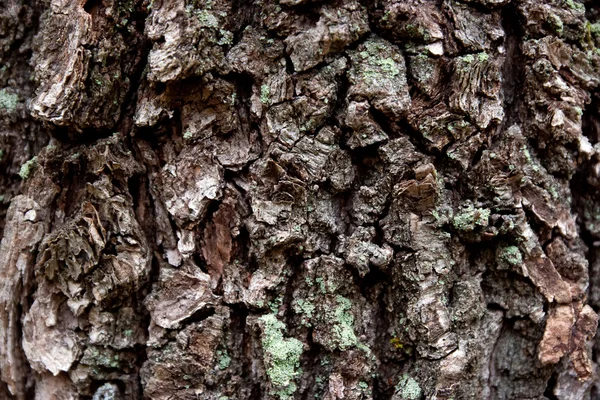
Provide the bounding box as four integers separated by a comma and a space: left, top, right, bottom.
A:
1, 0, 600, 399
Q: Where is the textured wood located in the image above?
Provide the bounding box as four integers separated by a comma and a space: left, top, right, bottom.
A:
1, 0, 600, 399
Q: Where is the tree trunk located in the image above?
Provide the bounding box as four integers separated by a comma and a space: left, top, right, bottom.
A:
1, 0, 600, 399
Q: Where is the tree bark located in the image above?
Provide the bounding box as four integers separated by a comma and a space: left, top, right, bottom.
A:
1, 0, 600, 399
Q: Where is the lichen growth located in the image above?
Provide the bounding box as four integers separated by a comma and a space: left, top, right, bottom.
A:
217, 349, 231, 370
0, 88, 18, 111
218, 29, 234, 45
410, 54, 434, 83
293, 299, 315, 326
452, 205, 490, 231
547, 14, 564, 35
376, 58, 400, 76
81, 346, 122, 369
499, 245, 522, 267
590, 22, 600, 38
403, 23, 431, 41
331, 295, 359, 350
315, 277, 326, 294
19, 156, 38, 180
459, 54, 475, 64
197, 10, 219, 28
361, 56, 401, 82
260, 84, 270, 104
395, 375, 422, 400
564, 0, 585, 12
259, 314, 303, 399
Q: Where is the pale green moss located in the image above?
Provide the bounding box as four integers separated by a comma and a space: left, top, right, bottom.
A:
395, 375, 422, 400
260, 314, 303, 400
19, 156, 38, 180
260, 84, 270, 104
0, 88, 18, 111
452, 205, 490, 231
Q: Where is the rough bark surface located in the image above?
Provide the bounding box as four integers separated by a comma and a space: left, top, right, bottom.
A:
2, 0, 600, 399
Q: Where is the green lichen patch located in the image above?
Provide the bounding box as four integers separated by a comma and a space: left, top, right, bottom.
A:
547, 14, 564, 35
351, 39, 404, 84
80, 346, 129, 369
197, 10, 219, 28
563, 0, 585, 12
19, 156, 38, 180
259, 314, 303, 399
260, 84, 270, 104
454, 52, 491, 74
401, 23, 431, 42
395, 375, 422, 400
331, 295, 359, 350
217, 29, 234, 45
376, 58, 401, 76
498, 245, 522, 267
293, 299, 315, 326
452, 204, 490, 232
590, 22, 600, 39
0, 88, 19, 111
217, 349, 231, 370
409, 54, 435, 84
458, 54, 475, 64
360, 56, 401, 82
